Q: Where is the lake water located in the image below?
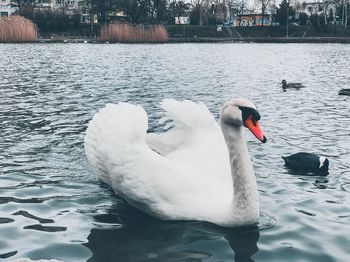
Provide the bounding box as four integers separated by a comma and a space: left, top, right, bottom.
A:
0, 43, 349, 262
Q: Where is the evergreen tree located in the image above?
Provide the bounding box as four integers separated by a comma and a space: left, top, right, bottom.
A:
275, 0, 295, 26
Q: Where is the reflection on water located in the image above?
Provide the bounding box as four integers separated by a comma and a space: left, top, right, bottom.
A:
0, 43, 350, 261
85, 199, 260, 262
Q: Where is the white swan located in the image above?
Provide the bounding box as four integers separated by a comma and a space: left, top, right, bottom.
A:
84, 98, 267, 227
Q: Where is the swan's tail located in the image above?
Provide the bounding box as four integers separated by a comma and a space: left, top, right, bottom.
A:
84, 102, 148, 183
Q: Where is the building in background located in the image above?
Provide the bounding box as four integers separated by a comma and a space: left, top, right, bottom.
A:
175, 16, 190, 25
235, 14, 272, 26
2, 0, 80, 15
303, 1, 336, 17
0, 0, 15, 16
39, 0, 80, 13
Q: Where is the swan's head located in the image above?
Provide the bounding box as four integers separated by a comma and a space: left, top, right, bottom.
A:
220, 98, 267, 143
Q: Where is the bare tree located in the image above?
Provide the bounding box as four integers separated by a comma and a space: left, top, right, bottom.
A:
207, 0, 219, 24
190, 0, 207, 25
206, 0, 227, 24
344, 0, 348, 28
149, 0, 167, 24
293, 0, 304, 13
55, 0, 75, 14
79, 0, 97, 35
255, 0, 272, 26
169, 0, 190, 24
11, 0, 37, 18
321, 0, 331, 25
226, 0, 249, 20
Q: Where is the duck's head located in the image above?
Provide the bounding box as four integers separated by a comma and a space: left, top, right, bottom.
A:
319, 156, 329, 173
282, 80, 287, 88
220, 98, 267, 143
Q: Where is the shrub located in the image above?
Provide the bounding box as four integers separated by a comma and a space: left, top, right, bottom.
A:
0, 16, 37, 43
100, 23, 169, 43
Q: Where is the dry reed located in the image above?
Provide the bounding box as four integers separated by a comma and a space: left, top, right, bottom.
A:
0, 16, 38, 43
100, 23, 169, 43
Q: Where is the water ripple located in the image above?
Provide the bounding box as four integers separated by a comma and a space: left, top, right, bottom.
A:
0, 43, 350, 261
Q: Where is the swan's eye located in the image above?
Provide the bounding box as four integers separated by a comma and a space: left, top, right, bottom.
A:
239, 106, 261, 123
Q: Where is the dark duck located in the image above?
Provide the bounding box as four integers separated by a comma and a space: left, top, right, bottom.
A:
282, 153, 329, 175
339, 89, 350, 96
282, 80, 304, 90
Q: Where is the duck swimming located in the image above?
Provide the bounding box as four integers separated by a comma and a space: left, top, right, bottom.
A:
339, 88, 350, 96
84, 98, 267, 227
282, 80, 304, 89
282, 153, 329, 175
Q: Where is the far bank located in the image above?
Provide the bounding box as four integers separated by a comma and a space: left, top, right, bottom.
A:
36, 24, 350, 44
37, 24, 350, 44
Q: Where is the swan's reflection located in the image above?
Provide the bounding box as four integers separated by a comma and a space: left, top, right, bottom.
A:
84, 198, 260, 262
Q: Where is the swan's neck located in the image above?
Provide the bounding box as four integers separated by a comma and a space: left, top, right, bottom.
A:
221, 124, 260, 226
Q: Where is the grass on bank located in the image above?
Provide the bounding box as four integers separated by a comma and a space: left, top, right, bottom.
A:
0, 16, 38, 43
100, 23, 168, 43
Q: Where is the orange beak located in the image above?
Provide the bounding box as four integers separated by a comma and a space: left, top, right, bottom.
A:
244, 115, 267, 143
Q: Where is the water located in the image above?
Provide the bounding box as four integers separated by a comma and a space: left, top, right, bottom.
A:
0, 43, 349, 262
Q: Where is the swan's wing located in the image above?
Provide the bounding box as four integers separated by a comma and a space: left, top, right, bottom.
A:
146, 99, 231, 181
146, 99, 217, 155
84, 103, 149, 185
84, 102, 230, 219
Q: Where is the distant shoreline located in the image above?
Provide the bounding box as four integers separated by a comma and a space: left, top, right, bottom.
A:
32, 37, 350, 44
169, 37, 350, 44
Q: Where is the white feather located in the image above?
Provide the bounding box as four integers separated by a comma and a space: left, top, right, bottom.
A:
319, 156, 326, 168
